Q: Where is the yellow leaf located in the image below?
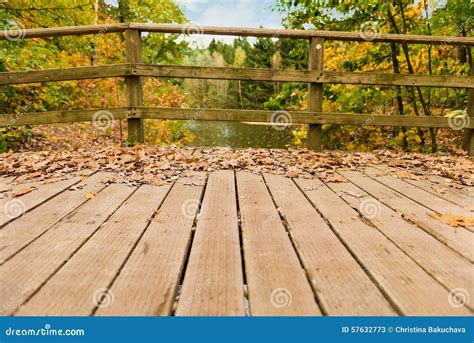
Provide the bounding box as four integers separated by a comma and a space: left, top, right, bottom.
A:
432, 214, 474, 227
86, 192, 95, 199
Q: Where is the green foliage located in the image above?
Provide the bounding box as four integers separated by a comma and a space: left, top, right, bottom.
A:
0, 126, 33, 152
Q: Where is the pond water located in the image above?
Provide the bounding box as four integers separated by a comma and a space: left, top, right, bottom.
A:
185, 121, 295, 148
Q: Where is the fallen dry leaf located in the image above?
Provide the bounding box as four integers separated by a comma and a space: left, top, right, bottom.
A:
396, 171, 422, 180
325, 174, 347, 183
432, 214, 474, 227
12, 187, 36, 197
86, 192, 95, 199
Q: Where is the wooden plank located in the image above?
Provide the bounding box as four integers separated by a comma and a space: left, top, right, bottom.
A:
137, 107, 474, 127
5, 63, 467, 88
0, 64, 129, 85
0, 108, 128, 127
3, 107, 474, 129
15, 184, 170, 316
237, 172, 321, 315
309, 113, 474, 128
364, 167, 473, 217
125, 29, 144, 144
371, 164, 473, 198
0, 184, 134, 316
340, 170, 474, 261
134, 64, 473, 88
131, 23, 474, 46
307, 37, 324, 152
263, 174, 395, 315
401, 178, 473, 209
0, 176, 16, 187
0, 172, 93, 227
327, 179, 473, 311
176, 171, 244, 316
0, 172, 112, 264
463, 61, 473, 155
2, 22, 472, 46
426, 175, 473, 197
295, 178, 471, 315
0, 23, 128, 40
96, 172, 206, 316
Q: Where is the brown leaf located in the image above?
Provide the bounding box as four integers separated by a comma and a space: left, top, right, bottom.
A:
395, 171, 422, 180
325, 174, 347, 183
432, 214, 474, 227
12, 187, 36, 197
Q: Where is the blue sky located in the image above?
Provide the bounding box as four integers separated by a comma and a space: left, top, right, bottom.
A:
176, 0, 284, 45
176, 0, 283, 28
105, 0, 284, 46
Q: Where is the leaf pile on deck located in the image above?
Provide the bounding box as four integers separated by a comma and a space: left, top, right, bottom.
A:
0, 146, 472, 187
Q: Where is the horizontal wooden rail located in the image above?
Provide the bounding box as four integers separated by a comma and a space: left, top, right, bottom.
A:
131, 23, 474, 46
0, 23, 473, 46
0, 65, 128, 85
0, 23, 128, 40
137, 107, 474, 128
0, 108, 129, 126
1, 64, 472, 88
2, 106, 472, 128
135, 64, 473, 88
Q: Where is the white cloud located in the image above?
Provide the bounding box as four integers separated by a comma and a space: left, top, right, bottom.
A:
180, 0, 284, 47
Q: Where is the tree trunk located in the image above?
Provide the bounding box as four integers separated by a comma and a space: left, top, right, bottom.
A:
388, 2, 437, 152
390, 42, 408, 150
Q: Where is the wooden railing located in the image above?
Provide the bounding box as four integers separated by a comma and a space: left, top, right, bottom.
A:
1, 23, 473, 154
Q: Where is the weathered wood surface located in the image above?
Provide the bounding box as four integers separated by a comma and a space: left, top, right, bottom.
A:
340, 170, 474, 261
0, 65, 128, 85
237, 172, 322, 315
3, 107, 473, 129
0, 108, 128, 127
327, 178, 473, 311
307, 37, 324, 151
0, 172, 112, 264
0, 173, 91, 227
2, 64, 472, 89
0, 184, 134, 316
264, 174, 395, 315
97, 173, 205, 316
177, 171, 244, 316
134, 64, 473, 88
125, 29, 144, 144
1, 170, 472, 316
2, 23, 473, 46
15, 184, 170, 316
295, 178, 471, 315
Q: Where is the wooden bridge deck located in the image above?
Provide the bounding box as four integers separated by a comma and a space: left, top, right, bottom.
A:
0, 166, 472, 316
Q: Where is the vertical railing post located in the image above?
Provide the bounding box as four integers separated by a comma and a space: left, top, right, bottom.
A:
463, 60, 473, 156
125, 28, 144, 144
307, 36, 324, 151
